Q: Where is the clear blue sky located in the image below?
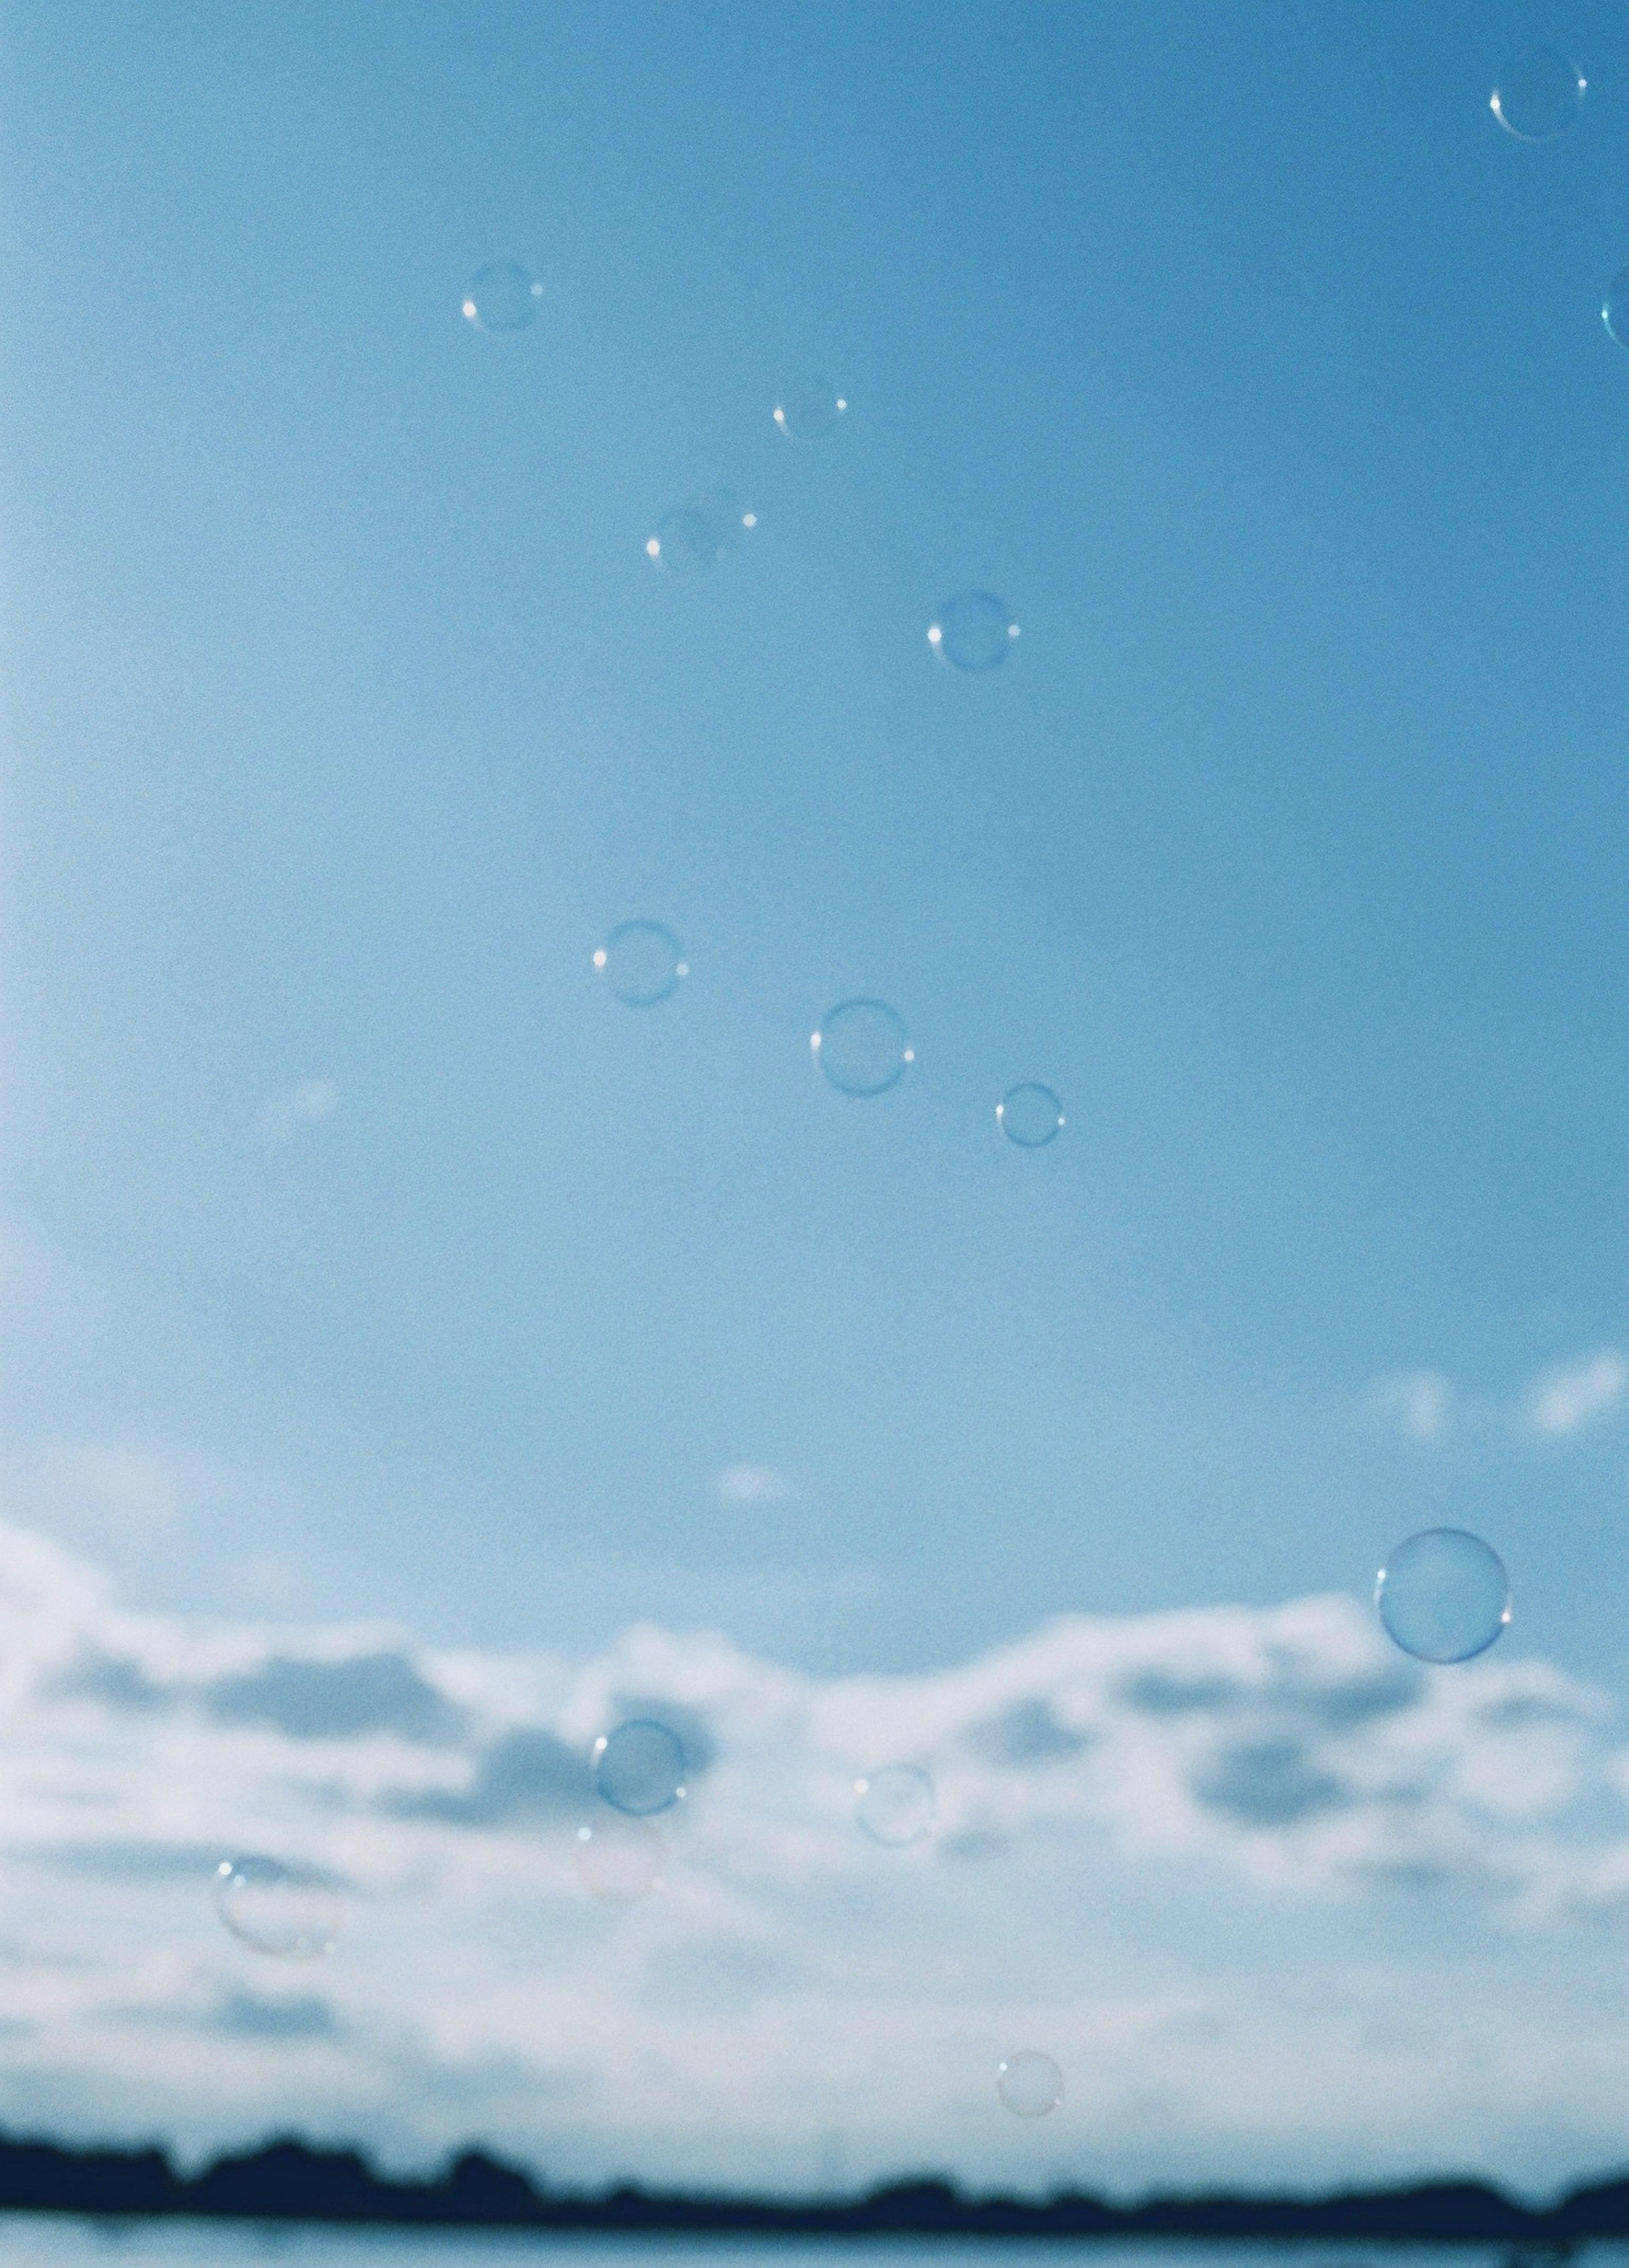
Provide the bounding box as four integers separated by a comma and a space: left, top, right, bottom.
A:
6, 0, 1629, 1689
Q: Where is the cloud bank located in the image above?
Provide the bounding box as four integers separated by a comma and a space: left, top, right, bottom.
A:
0, 1520, 1626, 2196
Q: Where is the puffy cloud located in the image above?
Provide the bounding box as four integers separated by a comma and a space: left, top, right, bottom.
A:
0, 1522, 1625, 2195
1528, 1351, 1629, 1436
1371, 1371, 1452, 1440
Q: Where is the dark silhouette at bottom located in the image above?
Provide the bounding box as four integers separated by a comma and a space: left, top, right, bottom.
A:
0, 2133, 1621, 2239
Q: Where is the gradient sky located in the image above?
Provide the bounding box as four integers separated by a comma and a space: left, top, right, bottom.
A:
7, 0, 1629, 1696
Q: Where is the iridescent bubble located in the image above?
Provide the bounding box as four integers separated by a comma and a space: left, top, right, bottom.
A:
594, 921, 687, 1006
1375, 1528, 1511, 1664
997, 1084, 1064, 1148
928, 592, 1019, 673
213, 1855, 342, 1960
593, 1719, 688, 1816
998, 2050, 1064, 2118
855, 1764, 936, 1847
461, 262, 543, 333
811, 1000, 913, 1096
1491, 47, 1585, 140
646, 492, 757, 575
1603, 271, 1629, 350
773, 378, 848, 443
575, 1817, 666, 1905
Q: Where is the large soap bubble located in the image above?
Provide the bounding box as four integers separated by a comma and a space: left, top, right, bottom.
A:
1375, 1528, 1511, 1663
854, 1764, 936, 1847
773, 377, 848, 443
928, 591, 1019, 673
998, 2050, 1064, 2117
595, 921, 687, 1006
593, 1720, 688, 1816
646, 493, 756, 575
811, 1000, 913, 1096
1490, 46, 1585, 140
213, 1855, 342, 1960
997, 1083, 1064, 1148
461, 262, 543, 333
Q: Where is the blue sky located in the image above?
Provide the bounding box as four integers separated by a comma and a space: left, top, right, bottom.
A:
7, 0, 1629, 1756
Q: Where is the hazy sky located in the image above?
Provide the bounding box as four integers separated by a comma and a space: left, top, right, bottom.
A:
7, 3, 1629, 1683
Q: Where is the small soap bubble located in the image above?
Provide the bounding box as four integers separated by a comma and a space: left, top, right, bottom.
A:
997, 1083, 1065, 1148
575, 1817, 666, 1904
593, 1719, 688, 1816
855, 1764, 936, 1847
1603, 271, 1629, 349
461, 262, 543, 333
647, 492, 756, 575
773, 378, 848, 443
998, 2050, 1064, 2118
595, 921, 687, 1006
928, 591, 1019, 674
1376, 1528, 1511, 1663
811, 1000, 913, 1096
1491, 46, 1585, 140
213, 1855, 342, 1961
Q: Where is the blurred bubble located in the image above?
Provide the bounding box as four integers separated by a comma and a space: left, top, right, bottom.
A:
773, 378, 848, 443
855, 1764, 936, 1847
461, 262, 543, 333
1491, 46, 1585, 140
646, 493, 757, 575
928, 591, 1020, 673
575, 1817, 666, 1904
998, 2050, 1064, 2118
1376, 1528, 1511, 1663
811, 1000, 913, 1096
213, 1855, 342, 1960
1603, 270, 1629, 349
593, 1719, 688, 1815
997, 1083, 1064, 1148
594, 921, 687, 1006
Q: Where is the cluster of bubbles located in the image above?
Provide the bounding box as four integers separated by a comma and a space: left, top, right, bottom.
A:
1484, 43, 1629, 356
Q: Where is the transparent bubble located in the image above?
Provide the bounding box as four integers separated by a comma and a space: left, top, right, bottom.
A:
461, 262, 543, 333
594, 921, 687, 1006
928, 591, 1020, 673
998, 2050, 1064, 2118
1375, 1528, 1511, 1664
1603, 271, 1629, 350
811, 1000, 913, 1096
575, 1817, 666, 1905
593, 1719, 688, 1816
997, 1083, 1065, 1148
1491, 47, 1585, 140
213, 1855, 342, 1961
773, 378, 848, 443
646, 492, 756, 576
855, 1764, 936, 1847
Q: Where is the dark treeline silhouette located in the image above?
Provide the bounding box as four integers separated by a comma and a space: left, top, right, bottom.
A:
0, 2133, 1623, 2238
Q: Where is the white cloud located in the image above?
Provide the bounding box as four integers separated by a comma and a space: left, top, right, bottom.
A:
714, 1463, 792, 1504
1528, 1351, 1628, 1436
1372, 1370, 1452, 1441
260, 1080, 341, 1141
0, 1519, 1625, 2195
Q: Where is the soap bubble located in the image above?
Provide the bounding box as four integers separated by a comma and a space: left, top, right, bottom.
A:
1603, 271, 1629, 349
1376, 1528, 1511, 1663
811, 999, 913, 1096
461, 262, 543, 333
575, 1817, 666, 1904
773, 378, 848, 443
646, 493, 756, 575
1491, 47, 1585, 140
998, 2050, 1064, 2117
213, 1855, 342, 1960
594, 921, 687, 1006
593, 1719, 688, 1815
928, 591, 1019, 673
855, 1764, 936, 1847
997, 1083, 1065, 1148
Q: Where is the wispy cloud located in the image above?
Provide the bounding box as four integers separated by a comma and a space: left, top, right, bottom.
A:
713, 1463, 792, 1503
1371, 1370, 1452, 1441
260, 1079, 341, 1141
1528, 1351, 1628, 1436
0, 1519, 1626, 2194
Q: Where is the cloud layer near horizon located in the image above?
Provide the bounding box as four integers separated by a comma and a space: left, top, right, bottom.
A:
0, 1519, 1628, 2198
